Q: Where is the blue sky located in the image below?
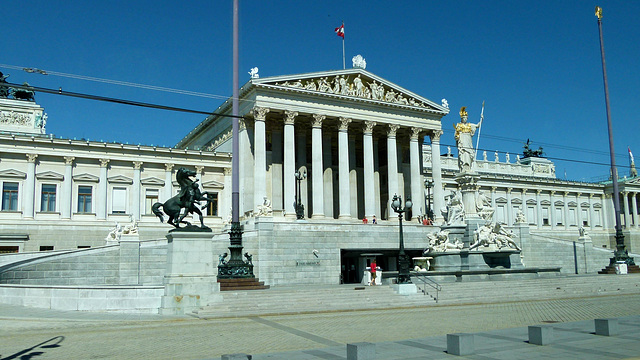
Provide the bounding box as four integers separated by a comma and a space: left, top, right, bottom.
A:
2, 1, 639, 182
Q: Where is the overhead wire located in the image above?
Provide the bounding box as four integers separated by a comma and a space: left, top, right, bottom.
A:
1, 64, 633, 173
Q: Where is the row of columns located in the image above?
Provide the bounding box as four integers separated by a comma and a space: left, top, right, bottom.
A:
18, 154, 207, 221
621, 191, 640, 228
482, 186, 603, 229
246, 106, 445, 221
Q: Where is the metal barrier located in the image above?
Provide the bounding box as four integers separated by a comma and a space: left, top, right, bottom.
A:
412, 272, 442, 303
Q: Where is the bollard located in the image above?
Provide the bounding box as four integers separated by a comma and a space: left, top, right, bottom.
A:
528, 325, 553, 345
347, 342, 375, 360
221, 354, 251, 360
446, 333, 474, 356
595, 318, 619, 336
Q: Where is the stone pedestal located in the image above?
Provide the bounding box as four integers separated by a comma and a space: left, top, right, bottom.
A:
160, 232, 221, 315
391, 283, 417, 295
455, 172, 479, 218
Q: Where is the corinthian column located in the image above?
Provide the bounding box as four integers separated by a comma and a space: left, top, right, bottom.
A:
430, 130, 444, 222
62, 156, 75, 219
132, 161, 143, 220
410, 127, 423, 218
283, 110, 297, 218
387, 124, 400, 219
363, 121, 376, 218
338, 117, 352, 219
24, 154, 38, 218
97, 158, 110, 220
253, 106, 269, 212
311, 114, 325, 218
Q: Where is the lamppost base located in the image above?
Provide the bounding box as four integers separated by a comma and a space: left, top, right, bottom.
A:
218, 221, 255, 279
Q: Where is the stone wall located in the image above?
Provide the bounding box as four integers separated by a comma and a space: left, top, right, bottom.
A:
0, 242, 167, 285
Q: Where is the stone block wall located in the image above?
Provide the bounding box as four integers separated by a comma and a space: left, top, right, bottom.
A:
0, 243, 167, 285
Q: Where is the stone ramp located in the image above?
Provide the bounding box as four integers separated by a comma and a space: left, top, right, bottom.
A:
193, 274, 640, 319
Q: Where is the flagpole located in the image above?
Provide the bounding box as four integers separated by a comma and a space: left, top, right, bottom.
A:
342, 21, 345, 69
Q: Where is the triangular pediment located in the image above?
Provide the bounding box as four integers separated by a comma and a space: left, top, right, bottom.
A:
36, 171, 64, 181
0, 168, 27, 179
108, 175, 133, 184
526, 199, 537, 205
202, 180, 224, 189
511, 198, 523, 205
73, 173, 99, 182
141, 176, 165, 186
252, 69, 449, 114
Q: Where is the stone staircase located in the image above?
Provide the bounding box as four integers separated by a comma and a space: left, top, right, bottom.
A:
192, 274, 640, 319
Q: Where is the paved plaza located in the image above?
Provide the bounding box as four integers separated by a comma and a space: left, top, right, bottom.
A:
2, 279, 640, 359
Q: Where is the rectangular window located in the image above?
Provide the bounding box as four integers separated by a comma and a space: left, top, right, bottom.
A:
112, 187, 127, 214
582, 209, 589, 226
569, 208, 576, 226
39, 246, 54, 251
78, 186, 92, 213
527, 206, 536, 224
206, 192, 219, 216
496, 205, 505, 223
2, 182, 19, 211
556, 208, 563, 225
542, 207, 549, 225
145, 189, 159, 215
41, 184, 57, 212
594, 209, 601, 226
0, 246, 19, 253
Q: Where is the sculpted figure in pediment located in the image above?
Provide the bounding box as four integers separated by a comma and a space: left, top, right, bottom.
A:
318, 77, 332, 93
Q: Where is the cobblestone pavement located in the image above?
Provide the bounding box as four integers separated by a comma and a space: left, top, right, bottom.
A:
2, 293, 640, 359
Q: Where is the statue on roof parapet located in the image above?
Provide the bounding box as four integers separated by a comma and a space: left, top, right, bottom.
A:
523, 139, 545, 158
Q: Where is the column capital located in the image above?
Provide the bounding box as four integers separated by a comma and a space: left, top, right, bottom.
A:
521, 189, 527, 196
239, 119, 247, 131
536, 189, 543, 195
491, 186, 497, 192
133, 161, 143, 170
506, 187, 512, 194
430, 129, 443, 142
99, 158, 110, 168
26, 153, 38, 163
363, 121, 376, 135
410, 127, 423, 140
223, 167, 232, 176
312, 114, 325, 128
564, 191, 570, 197
165, 163, 175, 172
284, 110, 298, 125
387, 124, 400, 137
590, 193, 596, 199
64, 156, 75, 165
195, 165, 205, 174
576, 192, 582, 197
252, 106, 270, 121
338, 117, 352, 131
550, 190, 556, 196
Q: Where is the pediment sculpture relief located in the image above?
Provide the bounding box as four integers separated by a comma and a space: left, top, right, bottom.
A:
275, 74, 434, 110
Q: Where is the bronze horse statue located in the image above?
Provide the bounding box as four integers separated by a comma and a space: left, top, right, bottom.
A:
151, 167, 216, 230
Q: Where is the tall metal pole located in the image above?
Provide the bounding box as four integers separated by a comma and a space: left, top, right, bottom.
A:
219, 0, 254, 279
596, 6, 635, 267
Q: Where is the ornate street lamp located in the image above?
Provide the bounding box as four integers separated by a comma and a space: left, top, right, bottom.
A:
294, 170, 307, 220
595, 6, 636, 269
390, 194, 413, 284
424, 178, 433, 221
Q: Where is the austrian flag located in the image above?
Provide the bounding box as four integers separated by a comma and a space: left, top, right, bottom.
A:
335, 24, 344, 38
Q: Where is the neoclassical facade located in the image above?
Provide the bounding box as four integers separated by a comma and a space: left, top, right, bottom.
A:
178, 68, 450, 221
2, 67, 639, 255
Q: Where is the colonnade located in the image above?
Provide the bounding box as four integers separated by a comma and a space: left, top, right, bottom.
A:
240, 106, 445, 221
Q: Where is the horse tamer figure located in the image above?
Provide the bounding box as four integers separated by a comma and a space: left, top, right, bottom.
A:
152, 167, 216, 230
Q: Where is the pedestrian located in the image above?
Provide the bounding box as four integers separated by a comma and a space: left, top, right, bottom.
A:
362, 216, 368, 224
372, 215, 377, 224
370, 259, 378, 285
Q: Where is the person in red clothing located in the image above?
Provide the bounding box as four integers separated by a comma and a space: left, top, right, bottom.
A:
370, 260, 377, 285
362, 216, 368, 224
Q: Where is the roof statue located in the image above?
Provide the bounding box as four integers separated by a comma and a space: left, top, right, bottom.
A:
523, 139, 545, 158
441, 98, 449, 109
0, 72, 9, 98
11, 82, 35, 102
352, 55, 367, 69
249, 67, 259, 79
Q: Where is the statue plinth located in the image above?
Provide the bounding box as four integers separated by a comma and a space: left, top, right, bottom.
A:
455, 172, 480, 218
